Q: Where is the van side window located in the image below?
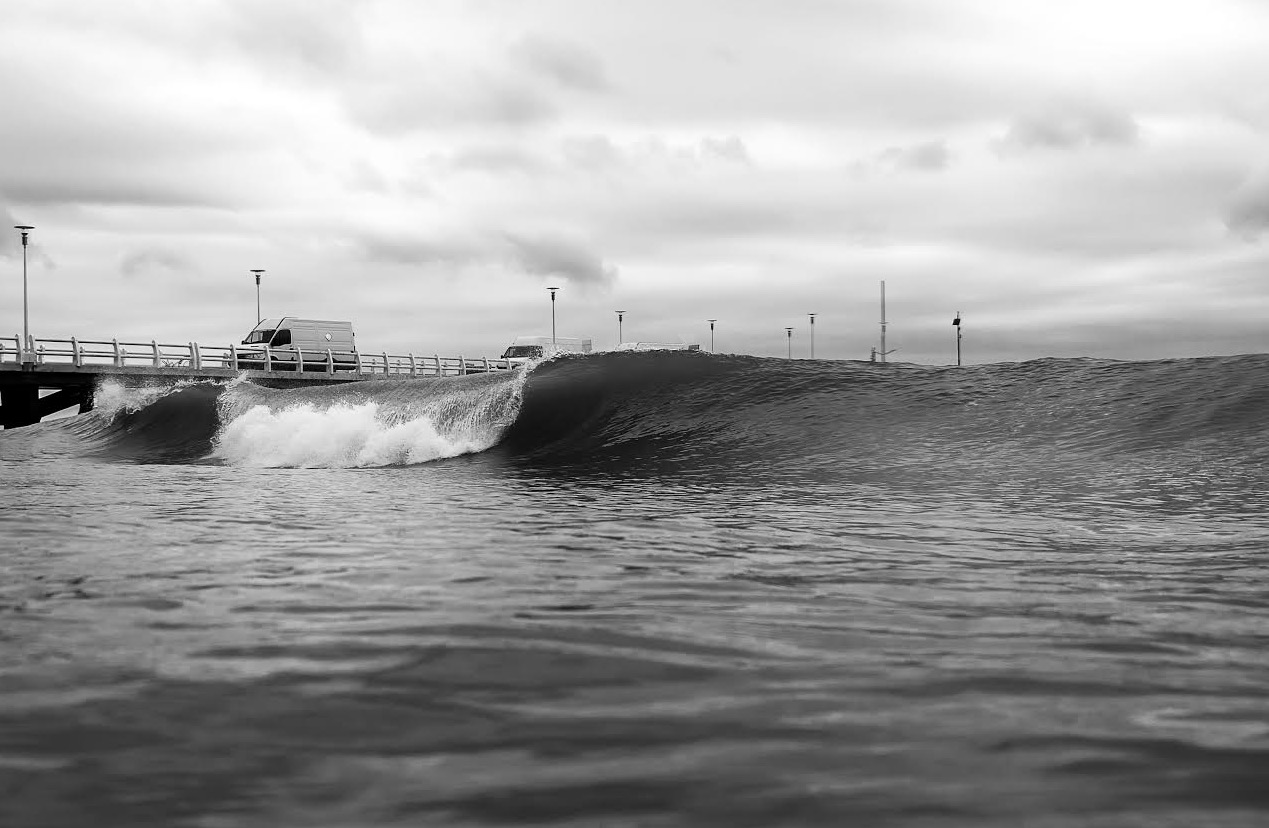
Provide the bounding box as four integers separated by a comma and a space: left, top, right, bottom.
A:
271, 329, 292, 347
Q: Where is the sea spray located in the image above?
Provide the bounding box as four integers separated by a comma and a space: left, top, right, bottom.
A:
212, 368, 529, 468
213, 401, 494, 467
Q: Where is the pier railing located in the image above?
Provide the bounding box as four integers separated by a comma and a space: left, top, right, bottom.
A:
0, 335, 515, 377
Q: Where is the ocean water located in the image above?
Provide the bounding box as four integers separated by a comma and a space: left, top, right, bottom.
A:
2, 350, 1269, 827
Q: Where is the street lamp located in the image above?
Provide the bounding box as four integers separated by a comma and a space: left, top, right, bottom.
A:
615, 309, 626, 345
707, 319, 717, 353
250, 269, 265, 324
808, 312, 817, 359
785, 326, 794, 360
548, 286, 559, 347
13, 225, 33, 362
953, 311, 962, 366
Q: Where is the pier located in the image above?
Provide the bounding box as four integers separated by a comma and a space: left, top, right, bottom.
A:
0, 334, 515, 429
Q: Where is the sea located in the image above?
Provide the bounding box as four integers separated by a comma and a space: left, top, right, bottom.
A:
2, 350, 1268, 827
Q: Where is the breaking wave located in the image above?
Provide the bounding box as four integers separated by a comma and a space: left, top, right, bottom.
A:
7, 351, 1269, 483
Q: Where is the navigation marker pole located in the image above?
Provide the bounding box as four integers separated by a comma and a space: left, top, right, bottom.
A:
708, 319, 717, 353
953, 311, 962, 366
13, 225, 33, 363
250, 269, 264, 324
808, 312, 816, 359
785, 326, 794, 360
616, 309, 625, 345
548, 286, 559, 347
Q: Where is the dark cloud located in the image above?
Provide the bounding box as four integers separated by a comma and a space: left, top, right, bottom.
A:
0, 176, 231, 209
875, 140, 950, 172
996, 100, 1140, 152
356, 232, 482, 265
504, 232, 617, 287
561, 135, 623, 171
120, 248, 197, 279
220, 0, 367, 77
701, 135, 751, 165
510, 34, 610, 93
448, 146, 546, 175
1225, 168, 1269, 238
345, 73, 556, 134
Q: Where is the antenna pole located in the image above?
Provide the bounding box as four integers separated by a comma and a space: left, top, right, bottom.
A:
953, 311, 962, 366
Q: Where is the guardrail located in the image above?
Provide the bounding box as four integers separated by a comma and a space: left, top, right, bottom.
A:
0, 334, 516, 377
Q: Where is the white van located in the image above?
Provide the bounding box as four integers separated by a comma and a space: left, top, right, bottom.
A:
238, 317, 357, 370
500, 335, 593, 364
612, 342, 701, 351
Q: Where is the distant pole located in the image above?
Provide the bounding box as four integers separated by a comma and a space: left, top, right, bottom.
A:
707, 319, 717, 353
808, 312, 816, 359
879, 280, 887, 364
785, 326, 793, 359
616, 309, 625, 345
953, 311, 962, 366
14, 225, 33, 361
548, 286, 559, 347
250, 269, 264, 324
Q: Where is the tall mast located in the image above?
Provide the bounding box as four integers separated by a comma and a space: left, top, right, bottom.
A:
879, 280, 887, 364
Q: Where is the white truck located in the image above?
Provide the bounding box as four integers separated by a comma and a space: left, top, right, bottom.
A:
500, 335, 593, 364
237, 317, 358, 371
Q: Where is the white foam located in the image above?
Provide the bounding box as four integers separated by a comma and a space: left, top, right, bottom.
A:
212, 401, 496, 468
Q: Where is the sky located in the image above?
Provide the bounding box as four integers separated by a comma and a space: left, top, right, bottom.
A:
2, 0, 1268, 364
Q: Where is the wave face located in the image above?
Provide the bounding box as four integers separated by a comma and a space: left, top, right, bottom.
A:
29, 352, 1269, 479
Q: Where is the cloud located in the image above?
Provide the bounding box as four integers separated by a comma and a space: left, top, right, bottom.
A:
510, 34, 610, 92
996, 99, 1140, 152
1225, 167, 1269, 238
355, 232, 483, 266
862, 140, 951, 175
120, 248, 197, 279
504, 232, 618, 288
447, 146, 546, 175
216, 0, 368, 77
344, 70, 556, 134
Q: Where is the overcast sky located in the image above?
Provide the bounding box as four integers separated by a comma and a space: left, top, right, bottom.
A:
2, 0, 1268, 364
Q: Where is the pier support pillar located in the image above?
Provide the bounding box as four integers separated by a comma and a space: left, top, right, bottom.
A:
0, 385, 40, 429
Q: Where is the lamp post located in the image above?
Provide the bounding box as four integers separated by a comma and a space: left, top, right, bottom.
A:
707, 319, 717, 353
785, 326, 794, 360
250, 269, 264, 324
953, 311, 962, 366
13, 225, 33, 362
808, 312, 817, 359
548, 286, 559, 347
615, 309, 626, 345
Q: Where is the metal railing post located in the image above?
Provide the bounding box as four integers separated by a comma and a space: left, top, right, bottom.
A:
191, 342, 201, 369
229, 345, 238, 371
152, 340, 160, 367
264, 345, 272, 372
112, 338, 122, 367
326, 349, 334, 374
71, 337, 81, 367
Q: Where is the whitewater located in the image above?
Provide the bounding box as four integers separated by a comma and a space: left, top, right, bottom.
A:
2, 350, 1269, 827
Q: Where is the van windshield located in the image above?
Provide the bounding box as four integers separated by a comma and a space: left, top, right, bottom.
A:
243, 328, 275, 345
502, 345, 543, 359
